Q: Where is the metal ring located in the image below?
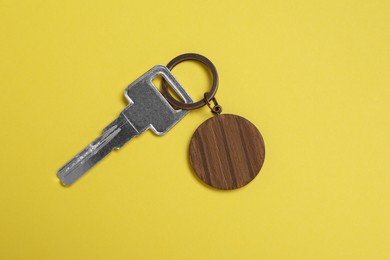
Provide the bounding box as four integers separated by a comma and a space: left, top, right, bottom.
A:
161, 53, 219, 110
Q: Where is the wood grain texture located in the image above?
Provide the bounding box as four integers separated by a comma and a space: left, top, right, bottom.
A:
189, 114, 265, 190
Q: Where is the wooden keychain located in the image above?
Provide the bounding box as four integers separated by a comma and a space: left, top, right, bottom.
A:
161, 53, 265, 190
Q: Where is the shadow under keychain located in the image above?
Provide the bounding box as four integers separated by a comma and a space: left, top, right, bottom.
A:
161, 53, 265, 190
57, 53, 265, 190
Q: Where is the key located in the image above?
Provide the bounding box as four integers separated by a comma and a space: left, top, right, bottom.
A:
57, 65, 192, 186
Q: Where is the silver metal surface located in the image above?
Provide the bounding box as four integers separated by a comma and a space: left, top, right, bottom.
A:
57, 65, 192, 186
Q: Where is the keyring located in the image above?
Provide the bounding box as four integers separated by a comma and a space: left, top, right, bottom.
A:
161, 53, 219, 110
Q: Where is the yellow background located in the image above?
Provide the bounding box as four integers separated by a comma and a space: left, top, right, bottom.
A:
1, 0, 389, 259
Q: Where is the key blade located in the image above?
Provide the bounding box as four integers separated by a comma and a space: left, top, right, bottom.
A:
57, 115, 139, 186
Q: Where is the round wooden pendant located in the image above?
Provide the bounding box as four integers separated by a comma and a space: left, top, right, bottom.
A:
189, 114, 265, 190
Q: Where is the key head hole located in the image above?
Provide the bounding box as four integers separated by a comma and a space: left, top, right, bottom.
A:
152, 75, 185, 109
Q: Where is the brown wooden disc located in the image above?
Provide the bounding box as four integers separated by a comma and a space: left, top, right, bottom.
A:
189, 114, 265, 190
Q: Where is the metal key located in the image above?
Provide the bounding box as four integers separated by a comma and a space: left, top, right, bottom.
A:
57, 65, 192, 186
